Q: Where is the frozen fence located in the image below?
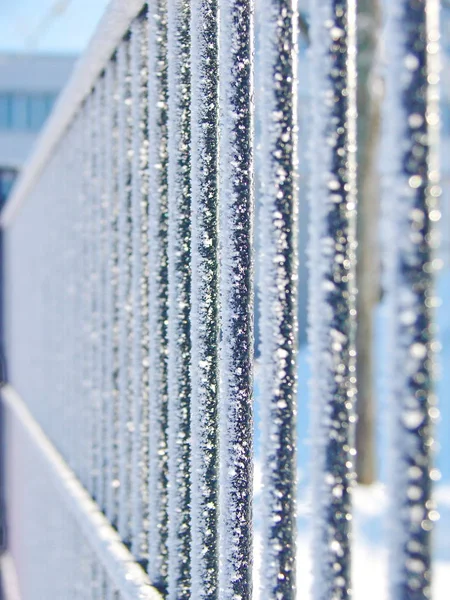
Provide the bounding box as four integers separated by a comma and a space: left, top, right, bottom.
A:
0, 1, 441, 599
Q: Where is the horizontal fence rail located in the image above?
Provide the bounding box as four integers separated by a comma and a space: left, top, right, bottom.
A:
2, 386, 161, 600
0, 0, 441, 599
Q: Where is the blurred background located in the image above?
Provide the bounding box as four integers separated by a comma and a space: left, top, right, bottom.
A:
0, 0, 109, 206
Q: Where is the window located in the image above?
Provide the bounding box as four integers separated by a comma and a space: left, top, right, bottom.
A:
10, 94, 28, 130
0, 95, 10, 129
0, 93, 57, 132
0, 169, 18, 207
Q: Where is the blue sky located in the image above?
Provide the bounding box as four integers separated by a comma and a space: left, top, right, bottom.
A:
0, 0, 110, 55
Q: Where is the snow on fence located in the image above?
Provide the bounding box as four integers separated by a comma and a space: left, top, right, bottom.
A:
0, 0, 440, 599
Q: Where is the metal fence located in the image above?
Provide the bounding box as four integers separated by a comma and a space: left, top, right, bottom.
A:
0, 0, 440, 599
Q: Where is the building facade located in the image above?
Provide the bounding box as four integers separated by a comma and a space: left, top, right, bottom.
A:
0, 53, 76, 208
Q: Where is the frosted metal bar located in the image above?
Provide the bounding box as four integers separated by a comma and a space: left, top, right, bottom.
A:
117, 40, 134, 544
147, 1, 170, 590
383, 1, 440, 598
130, 15, 150, 562
218, 1, 254, 598
166, 0, 192, 598
82, 94, 96, 495
189, 0, 220, 597
88, 87, 102, 500
65, 121, 78, 475
72, 115, 83, 478
93, 78, 106, 509
103, 59, 120, 525
258, 1, 299, 598
98, 74, 111, 514
308, 1, 358, 599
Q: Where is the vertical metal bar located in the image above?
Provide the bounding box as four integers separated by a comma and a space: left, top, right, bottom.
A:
80, 107, 90, 487
66, 120, 78, 474
57, 146, 65, 452
130, 14, 150, 562
383, 1, 440, 598
82, 94, 95, 494
86, 85, 102, 501
104, 59, 120, 526
60, 144, 68, 460
166, 1, 192, 598
72, 114, 83, 478
147, 1, 170, 590
72, 115, 81, 477
62, 124, 71, 468
130, 19, 143, 551
53, 138, 64, 459
117, 39, 133, 544
90, 552, 100, 600
218, 0, 254, 598
95, 77, 107, 510
60, 137, 70, 464
258, 0, 299, 598
67, 122, 77, 471
102, 573, 109, 600
308, 1, 358, 599
90, 85, 102, 501
73, 111, 85, 483
189, 1, 219, 597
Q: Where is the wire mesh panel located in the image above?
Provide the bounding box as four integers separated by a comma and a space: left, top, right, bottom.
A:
0, 0, 443, 599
